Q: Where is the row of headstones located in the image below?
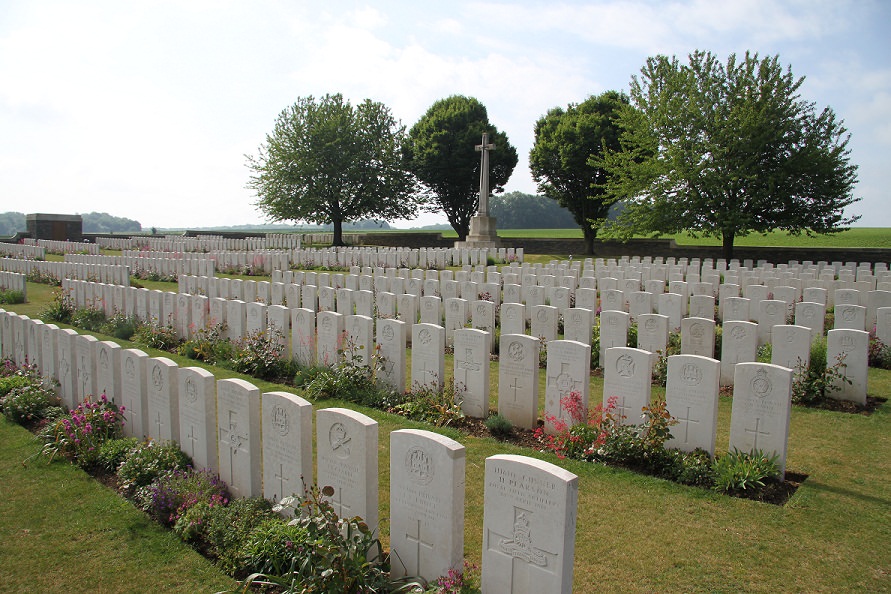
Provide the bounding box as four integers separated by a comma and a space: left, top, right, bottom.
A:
0, 243, 45, 260
95, 233, 301, 252
22, 238, 101, 255
66, 253, 216, 278
0, 271, 26, 299
0, 257, 131, 286
0, 308, 577, 593
60, 277, 876, 405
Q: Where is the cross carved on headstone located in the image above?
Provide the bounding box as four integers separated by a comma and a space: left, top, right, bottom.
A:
675, 406, 700, 444
404, 518, 435, 576
744, 417, 771, 451
475, 132, 496, 217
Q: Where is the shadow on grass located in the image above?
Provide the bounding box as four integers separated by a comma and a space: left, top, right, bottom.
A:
804, 479, 891, 508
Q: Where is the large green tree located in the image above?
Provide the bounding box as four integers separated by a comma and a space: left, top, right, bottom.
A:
489, 191, 576, 229
600, 51, 860, 260
247, 94, 421, 246
407, 96, 518, 241
529, 91, 630, 254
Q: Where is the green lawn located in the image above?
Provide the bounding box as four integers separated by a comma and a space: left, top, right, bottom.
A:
393, 227, 891, 248
2, 273, 891, 592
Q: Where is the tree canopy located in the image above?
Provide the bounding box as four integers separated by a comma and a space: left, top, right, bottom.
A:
529, 90, 630, 253
600, 51, 860, 259
489, 191, 577, 229
247, 94, 421, 246
407, 95, 518, 241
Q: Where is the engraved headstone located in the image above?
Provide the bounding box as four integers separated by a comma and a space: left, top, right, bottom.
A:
262, 391, 313, 506
146, 357, 180, 443
317, 407, 379, 530
603, 347, 652, 426
826, 328, 869, 405
453, 328, 490, 418
376, 318, 406, 392
120, 348, 149, 439
544, 340, 591, 434
389, 429, 465, 582
498, 334, 540, 430
177, 366, 218, 473
720, 321, 758, 385
665, 354, 720, 455
217, 378, 262, 499
481, 455, 578, 594
729, 363, 793, 476
411, 323, 445, 392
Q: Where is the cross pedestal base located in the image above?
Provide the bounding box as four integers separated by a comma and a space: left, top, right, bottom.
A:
454, 215, 502, 249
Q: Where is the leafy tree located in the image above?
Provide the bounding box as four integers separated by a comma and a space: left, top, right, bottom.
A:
407, 95, 518, 240
81, 212, 141, 233
247, 94, 421, 246
0, 212, 26, 236
600, 51, 859, 259
529, 91, 630, 253
489, 191, 576, 229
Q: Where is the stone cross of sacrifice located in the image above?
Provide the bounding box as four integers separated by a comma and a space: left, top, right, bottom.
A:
475, 132, 495, 217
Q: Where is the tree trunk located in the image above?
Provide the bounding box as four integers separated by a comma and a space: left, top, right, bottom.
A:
722, 231, 735, 261
332, 218, 344, 247
582, 226, 596, 255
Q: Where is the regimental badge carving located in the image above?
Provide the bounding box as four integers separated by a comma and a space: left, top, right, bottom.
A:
152, 364, 163, 391
536, 309, 548, 322
405, 446, 434, 485
730, 326, 747, 340
616, 354, 635, 378
766, 303, 778, 316
499, 512, 547, 566
272, 404, 289, 436
328, 422, 351, 459
840, 336, 855, 349
752, 368, 772, 398
644, 318, 657, 332
184, 376, 199, 403
507, 341, 525, 362
680, 363, 703, 385
382, 324, 394, 341
691, 323, 704, 339
418, 328, 432, 345
125, 357, 135, 380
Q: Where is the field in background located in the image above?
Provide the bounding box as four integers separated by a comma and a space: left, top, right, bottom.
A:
423, 227, 891, 247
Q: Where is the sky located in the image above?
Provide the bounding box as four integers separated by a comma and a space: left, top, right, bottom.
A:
1, 0, 889, 230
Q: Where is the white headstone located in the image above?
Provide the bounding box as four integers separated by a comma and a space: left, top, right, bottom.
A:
177, 366, 218, 473
481, 455, 578, 594
498, 334, 540, 430
411, 323, 446, 392
262, 391, 313, 505
146, 357, 180, 443
389, 429, 465, 582
729, 363, 793, 476
544, 340, 591, 434
720, 321, 758, 385
317, 407, 379, 530
453, 328, 490, 418
664, 354, 720, 455
826, 328, 869, 405
603, 347, 652, 426
217, 378, 262, 499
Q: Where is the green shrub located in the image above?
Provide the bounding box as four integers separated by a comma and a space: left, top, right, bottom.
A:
2, 382, 61, 428
71, 306, 107, 331
235, 485, 395, 593
484, 414, 513, 440
116, 440, 191, 495
868, 333, 891, 369
100, 313, 141, 340
96, 437, 140, 473
132, 322, 181, 352
0, 289, 25, 304
791, 338, 849, 405
177, 324, 233, 365
242, 519, 311, 576
200, 497, 276, 574
40, 289, 75, 323
712, 448, 780, 495
394, 382, 465, 427
232, 329, 287, 380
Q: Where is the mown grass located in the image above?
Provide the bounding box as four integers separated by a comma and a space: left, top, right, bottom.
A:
4, 273, 891, 592
419, 227, 891, 248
